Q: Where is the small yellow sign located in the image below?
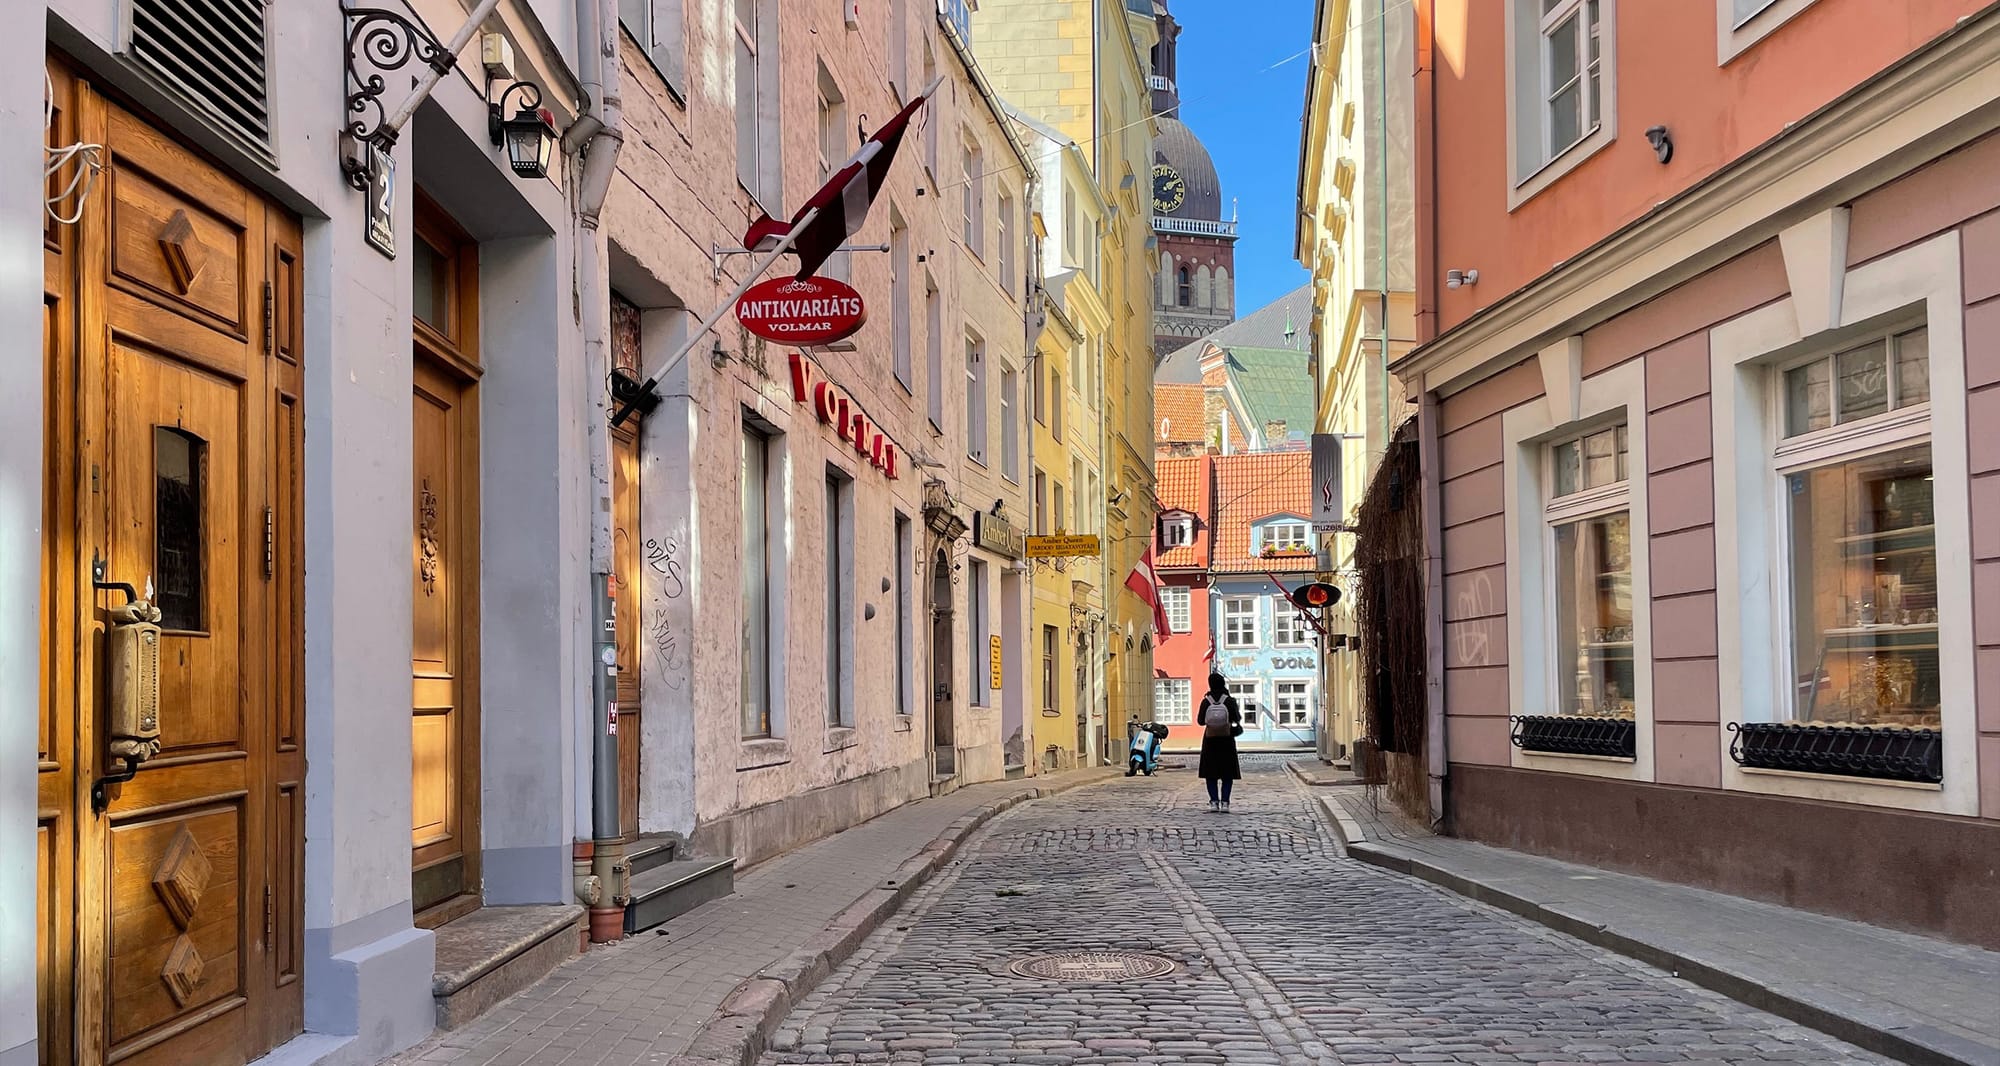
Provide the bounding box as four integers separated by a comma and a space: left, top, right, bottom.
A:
1025, 534, 1101, 558
989, 636, 1003, 690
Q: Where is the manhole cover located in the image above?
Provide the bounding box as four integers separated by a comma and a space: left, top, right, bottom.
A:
1003, 950, 1182, 982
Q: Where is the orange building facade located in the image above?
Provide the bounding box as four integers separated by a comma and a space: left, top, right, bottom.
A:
1396, 0, 2000, 950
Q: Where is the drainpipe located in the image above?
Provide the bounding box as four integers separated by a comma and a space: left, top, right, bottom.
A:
571, 0, 628, 943
1379, 0, 1392, 459
1412, 0, 1447, 831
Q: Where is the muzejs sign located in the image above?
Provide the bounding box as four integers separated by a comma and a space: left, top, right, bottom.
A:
1311, 433, 1344, 533
737, 276, 866, 345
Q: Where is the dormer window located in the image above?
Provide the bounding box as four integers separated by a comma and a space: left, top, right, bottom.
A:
1260, 520, 1309, 556
1159, 513, 1195, 549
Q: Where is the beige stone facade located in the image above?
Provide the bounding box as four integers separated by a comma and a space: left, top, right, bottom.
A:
606, 0, 1036, 861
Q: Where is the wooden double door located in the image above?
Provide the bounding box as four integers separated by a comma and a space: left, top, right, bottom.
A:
38, 62, 306, 1066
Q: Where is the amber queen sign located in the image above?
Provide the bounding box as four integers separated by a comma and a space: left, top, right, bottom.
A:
735, 276, 866, 346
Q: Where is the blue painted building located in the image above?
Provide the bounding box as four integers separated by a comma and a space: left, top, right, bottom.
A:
1207, 453, 1320, 750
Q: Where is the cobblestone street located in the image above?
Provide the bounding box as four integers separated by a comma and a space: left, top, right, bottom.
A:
763, 758, 1887, 1066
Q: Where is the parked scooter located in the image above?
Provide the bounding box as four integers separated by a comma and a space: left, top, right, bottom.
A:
1126, 719, 1170, 777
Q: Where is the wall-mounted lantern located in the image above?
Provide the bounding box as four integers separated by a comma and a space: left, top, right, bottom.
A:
489, 82, 557, 179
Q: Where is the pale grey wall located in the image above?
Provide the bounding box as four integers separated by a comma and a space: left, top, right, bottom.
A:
0, 12, 50, 1059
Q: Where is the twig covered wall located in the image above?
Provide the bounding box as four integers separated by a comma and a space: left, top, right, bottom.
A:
1355, 416, 1427, 759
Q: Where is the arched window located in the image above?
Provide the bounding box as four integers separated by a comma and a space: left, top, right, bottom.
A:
1159, 252, 1174, 306
1215, 267, 1232, 312
1194, 265, 1212, 310
1177, 266, 1191, 307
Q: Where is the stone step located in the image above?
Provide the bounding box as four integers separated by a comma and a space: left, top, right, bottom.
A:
625, 833, 680, 876
623, 856, 736, 935
431, 904, 585, 1030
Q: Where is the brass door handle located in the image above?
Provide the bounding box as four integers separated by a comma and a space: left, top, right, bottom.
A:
91, 558, 163, 814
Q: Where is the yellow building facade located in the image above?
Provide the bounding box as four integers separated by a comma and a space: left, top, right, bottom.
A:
973, 0, 1159, 766
1295, 0, 1418, 760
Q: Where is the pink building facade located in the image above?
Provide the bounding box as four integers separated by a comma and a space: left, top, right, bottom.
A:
1152, 455, 1214, 750
1399, 0, 2000, 949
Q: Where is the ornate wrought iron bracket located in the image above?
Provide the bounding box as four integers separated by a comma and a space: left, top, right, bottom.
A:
342, 6, 457, 190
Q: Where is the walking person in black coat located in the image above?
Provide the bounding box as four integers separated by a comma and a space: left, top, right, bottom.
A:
1196, 672, 1242, 812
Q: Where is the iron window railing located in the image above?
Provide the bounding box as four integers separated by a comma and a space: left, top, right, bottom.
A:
1728, 722, 1942, 784
1510, 714, 1637, 759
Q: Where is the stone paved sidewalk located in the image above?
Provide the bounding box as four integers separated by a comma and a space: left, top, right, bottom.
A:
387, 768, 1116, 1066
1322, 787, 2000, 1066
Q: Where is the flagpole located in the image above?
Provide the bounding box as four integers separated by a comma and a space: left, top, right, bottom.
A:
609, 206, 822, 427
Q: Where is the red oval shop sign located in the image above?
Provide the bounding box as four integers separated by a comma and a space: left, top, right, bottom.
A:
734, 276, 866, 345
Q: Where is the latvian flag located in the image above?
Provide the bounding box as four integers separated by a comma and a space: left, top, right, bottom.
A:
744, 77, 944, 280
1125, 547, 1171, 644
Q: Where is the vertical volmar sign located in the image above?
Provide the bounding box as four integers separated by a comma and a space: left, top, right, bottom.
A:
1311, 433, 1343, 532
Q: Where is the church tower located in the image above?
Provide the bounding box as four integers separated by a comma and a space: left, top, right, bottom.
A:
1148, 0, 1238, 361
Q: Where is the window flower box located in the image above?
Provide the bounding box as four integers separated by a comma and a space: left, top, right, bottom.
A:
1727, 721, 1942, 784
1510, 714, 1637, 759
1259, 546, 1315, 559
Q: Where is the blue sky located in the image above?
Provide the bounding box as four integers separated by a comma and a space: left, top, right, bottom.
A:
1169, 1, 1316, 315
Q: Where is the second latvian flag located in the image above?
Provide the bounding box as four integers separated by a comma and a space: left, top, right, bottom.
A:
1125, 546, 1171, 644
743, 77, 943, 280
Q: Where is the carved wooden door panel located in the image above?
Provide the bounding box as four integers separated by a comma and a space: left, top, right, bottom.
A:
45, 70, 305, 1066
411, 354, 481, 920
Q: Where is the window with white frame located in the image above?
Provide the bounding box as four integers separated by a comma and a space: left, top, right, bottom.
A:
1222, 597, 1258, 649
1063, 181, 1080, 266
1000, 366, 1019, 482
968, 559, 988, 707
619, 0, 687, 99
1227, 679, 1261, 727
733, 0, 780, 207
1042, 625, 1060, 714
1274, 680, 1311, 727
891, 211, 911, 390
1540, 0, 1602, 161
1718, 0, 1817, 64
815, 63, 850, 281
1262, 520, 1309, 554
825, 467, 853, 727
962, 137, 985, 259
1546, 422, 1634, 719
998, 192, 1016, 299
1508, 0, 1615, 198
1274, 598, 1310, 647
1162, 585, 1191, 633
1051, 367, 1064, 441
925, 278, 943, 428
887, 0, 908, 97
1775, 325, 1939, 732
741, 416, 778, 737
1154, 678, 1192, 724
966, 334, 987, 465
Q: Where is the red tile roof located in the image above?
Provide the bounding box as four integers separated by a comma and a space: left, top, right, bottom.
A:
1154, 455, 1209, 570
1211, 452, 1315, 573
1155, 383, 1205, 445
